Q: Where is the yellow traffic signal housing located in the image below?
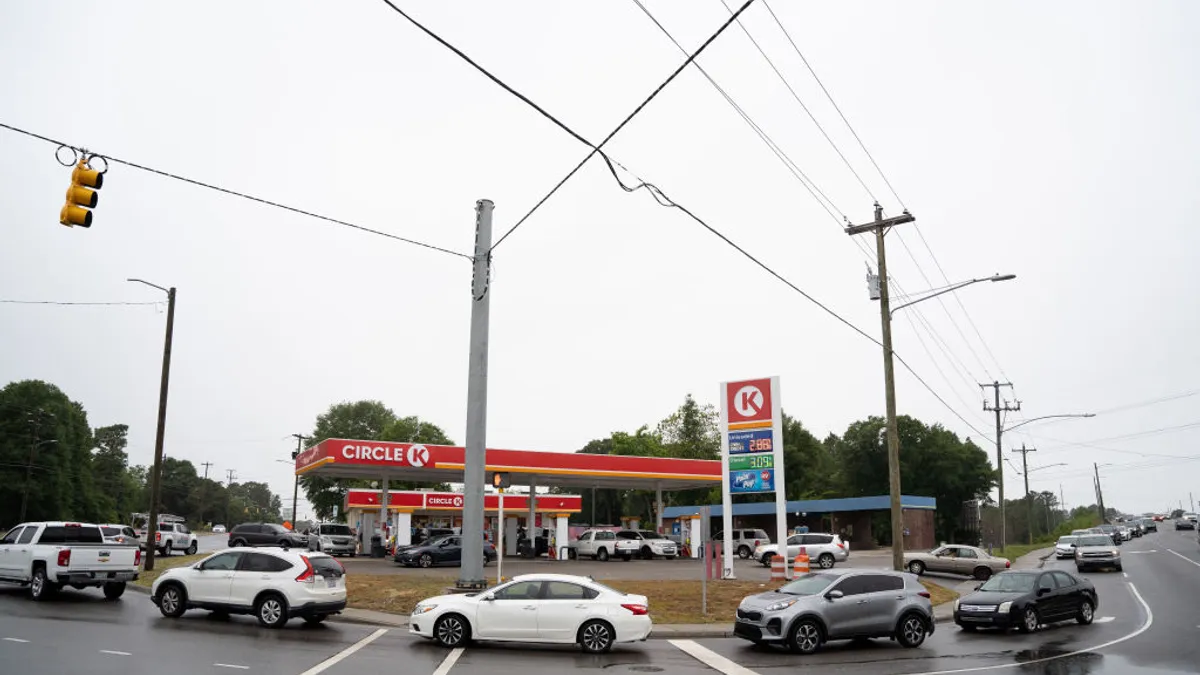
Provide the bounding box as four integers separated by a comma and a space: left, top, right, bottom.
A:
59, 160, 104, 228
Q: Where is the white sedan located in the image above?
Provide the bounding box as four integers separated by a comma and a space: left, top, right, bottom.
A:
410, 573, 651, 653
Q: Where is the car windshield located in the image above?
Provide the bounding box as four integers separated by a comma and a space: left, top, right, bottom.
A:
979, 574, 1037, 593
322, 525, 352, 536
425, 535, 453, 547
1077, 536, 1113, 547
778, 573, 838, 596
1057, 536, 1078, 545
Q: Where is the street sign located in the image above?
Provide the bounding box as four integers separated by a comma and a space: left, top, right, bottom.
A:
728, 453, 774, 471
728, 429, 775, 455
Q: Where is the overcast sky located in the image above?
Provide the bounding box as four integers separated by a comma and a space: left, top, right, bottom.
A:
2, 1, 1198, 519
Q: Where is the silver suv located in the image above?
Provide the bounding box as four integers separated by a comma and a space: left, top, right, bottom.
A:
734, 569, 934, 654
756, 533, 850, 569
714, 529, 771, 559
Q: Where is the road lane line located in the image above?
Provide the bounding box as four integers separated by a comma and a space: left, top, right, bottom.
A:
904, 582, 1154, 675
296, 628, 388, 675
671, 639, 761, 675
100, 650, 131, 656
214, 665, 250, 670
1166, 549, 1200, 569
2, 638, 29, 643
431, 648, 464, 675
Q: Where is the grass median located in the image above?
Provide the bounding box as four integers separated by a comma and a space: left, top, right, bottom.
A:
133, 553, 207, 588
345, 576, 957, 625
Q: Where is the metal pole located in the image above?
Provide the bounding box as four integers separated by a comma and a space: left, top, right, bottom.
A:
497, 490, 504, 585
458, 199, 493, 590
872, 204, 906, 572
700, 506, 710, 616
145, 286, 176, 573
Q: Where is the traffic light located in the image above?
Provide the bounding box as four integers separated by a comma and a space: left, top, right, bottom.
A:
491, 472, 510, 489
60, 159, 104, 228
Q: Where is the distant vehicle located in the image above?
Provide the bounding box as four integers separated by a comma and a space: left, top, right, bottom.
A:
734, 569, 934, 654
0, 522, 140, 600
1095, 524, 1122, 545
227, 523, 307, 549
1074, 534, 1121, 572
393, 534, 496, 568
904, 545, 1011, 580
151, 548, 346, 628
410, 573, 651, 652
1141, 518, 1156, 532
145, 522, 198, 556
714, 529, 771, 560
1116, 526, 1132, 541
756, 533, 850, 569
570, 530, 639, 562
1054, 536, 1080, 559
212, 525, 226, 534
99, 524, 140, 547
307, 523, 357, 557
615, 530, 678, 559
1175, 518, 1196, 531
414, 527, 456, 546
1070, 529, 1093, 536
954, 570, 1097, 633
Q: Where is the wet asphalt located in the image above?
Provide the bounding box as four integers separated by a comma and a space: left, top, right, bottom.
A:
0, 527, 1194, 675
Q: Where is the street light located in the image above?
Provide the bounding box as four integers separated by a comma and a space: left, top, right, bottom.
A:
1000, 413, 1094, 547
891, 274, 1017, 316
1006, 414, 1095, 433
128, 278, 177, 572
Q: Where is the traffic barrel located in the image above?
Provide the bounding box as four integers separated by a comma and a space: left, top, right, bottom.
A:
794, 546, 810, 575
770, 554, 786, 581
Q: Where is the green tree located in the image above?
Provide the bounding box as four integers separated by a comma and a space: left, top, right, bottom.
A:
90, 424, 131, 523
656, 394, 719, 460
300, 400, 397, 520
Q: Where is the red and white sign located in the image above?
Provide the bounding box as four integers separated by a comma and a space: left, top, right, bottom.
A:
344, 489, 582, 513
426, 495, 465, 509
726, 378, 773, 423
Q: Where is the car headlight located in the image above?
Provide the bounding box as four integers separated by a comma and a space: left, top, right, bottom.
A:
953, 599, 960, 611
1112, 550, 1120, 557
765, 598, 797, 612
412, 603, 438, 615
997, 601, 1013, 614
322, 536, 333, 544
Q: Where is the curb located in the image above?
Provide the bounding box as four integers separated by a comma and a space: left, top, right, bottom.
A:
128, 584, 151, 595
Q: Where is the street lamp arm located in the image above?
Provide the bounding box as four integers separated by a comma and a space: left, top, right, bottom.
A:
127, 278, 169, 295
890, 274, 1016, 317
1004, 413, 1095, 433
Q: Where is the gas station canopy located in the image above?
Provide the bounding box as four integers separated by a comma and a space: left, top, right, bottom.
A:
295, 438, 722, 490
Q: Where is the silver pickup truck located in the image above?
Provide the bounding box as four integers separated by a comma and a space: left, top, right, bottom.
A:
569, 529, 641, 561
0, 522, 141, 600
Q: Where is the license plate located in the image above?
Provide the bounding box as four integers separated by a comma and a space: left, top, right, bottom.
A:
326, 578, 338, 588
115, 573, 136, 581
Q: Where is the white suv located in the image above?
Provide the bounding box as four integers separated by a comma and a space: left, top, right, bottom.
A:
756, 532, 850, 569
151, 548, 346, 628
615, 530, 678, 559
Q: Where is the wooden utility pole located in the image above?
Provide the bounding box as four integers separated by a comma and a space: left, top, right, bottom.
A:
200, 462, 213, 480
1011, 444, 1037, 543
846, 202, 915, 572
981, 382, 1019, 548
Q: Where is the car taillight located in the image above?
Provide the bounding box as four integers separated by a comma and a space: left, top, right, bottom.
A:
295, 555, 315, 583
837, 542, 846, 550
135, 549, 142, 567
621, 603, 649, 616
57, 549, 71, 567
918, 591, 931, 599
753, 539, 760, 548
1005, 560, 1011, 568
156, 531, 162, 542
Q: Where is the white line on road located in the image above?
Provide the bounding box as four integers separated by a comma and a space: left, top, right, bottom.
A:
1094, 617, 1115, 624
100, 650, 131, 656
214, 665, 250, 670
671, 639, 761, 675
1123, 572, 1129, 578
296, 628, 388, 675
2, 638, 29, 643
1167, 549, 1200, 569
902, 582, 1154, 675
432, 647, 464, 675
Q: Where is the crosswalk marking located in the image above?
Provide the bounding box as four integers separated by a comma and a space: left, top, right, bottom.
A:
671, 639, 761, 675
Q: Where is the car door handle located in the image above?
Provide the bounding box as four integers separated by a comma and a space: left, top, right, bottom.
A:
522, 606, 537, 611
895, 595, 905, 600
574, 604, 589, 609
856, 600, 868, 605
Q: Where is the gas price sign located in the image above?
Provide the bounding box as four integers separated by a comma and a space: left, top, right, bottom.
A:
728, 454, 774, 471
727, 429, 774, 455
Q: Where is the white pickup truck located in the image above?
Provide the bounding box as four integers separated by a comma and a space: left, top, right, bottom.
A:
569, 529, 641, 561
0, 522, 141, 600
137, 522, 198, 556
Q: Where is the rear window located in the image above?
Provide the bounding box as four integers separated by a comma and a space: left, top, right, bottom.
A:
311, 556, 344, 577
321, 525, 352, 536
38, 525, 103, 544
616, 531, 640, 539
639, 531, 664, 539
101, 527, 122, 537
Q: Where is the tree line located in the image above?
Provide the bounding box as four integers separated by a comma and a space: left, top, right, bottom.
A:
0, 379, 282, 529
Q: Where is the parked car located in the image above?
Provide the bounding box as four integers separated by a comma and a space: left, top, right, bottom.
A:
99, 524, 140, 547
1116, 526, 1132, 542
1095, 524, 1122, 545
228, 523, 308, 549
394, 535, 496, 568
570, 530, 640, 562
410, 573, 651, 652
904, 545, 1011, 580
145, 522, 198, 556
307, 523, 357, 557
1054, 536, 1080, 559
0, 522, 140, 600
615, 530, 678, 559
714, 529, 772, 560
212, 524, 226, 534
954, 570, 1097, 633
151, 548, 346, 628
755, 533, 850, 569
414, 527, 456, 546
733, 569, 934, 654
1074, 533, 1122, 572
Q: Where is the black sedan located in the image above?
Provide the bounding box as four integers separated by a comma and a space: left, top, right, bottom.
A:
954, 570, 1097, 633
393, 534, 496, 568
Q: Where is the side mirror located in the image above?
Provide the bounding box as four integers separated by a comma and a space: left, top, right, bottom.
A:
1037, 587, 1050, 596
825, 590, 844, 600
481, 593, 495, 602
974, 583, 982, 591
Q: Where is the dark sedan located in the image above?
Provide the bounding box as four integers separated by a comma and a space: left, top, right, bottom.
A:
393, 534, 496, 568
954, 570, 1097, 633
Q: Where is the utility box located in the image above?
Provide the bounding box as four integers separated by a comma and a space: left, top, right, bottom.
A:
867, 272, 881, 300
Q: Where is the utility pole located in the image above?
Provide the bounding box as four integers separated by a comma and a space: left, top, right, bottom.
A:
200, 462, 213, 480
1093, 463, 1107, 523
1191, 492, 1195, 513
1060, 483, 1067, 526
143, 284, 176, 573
981, 382, 1019, 549
19, 409, 54, 523
846, 202, 915, 572
290, 434, 308, 524
1011, 444, 1037, 544
226, 469, 237, 485
457, 199, 493, 590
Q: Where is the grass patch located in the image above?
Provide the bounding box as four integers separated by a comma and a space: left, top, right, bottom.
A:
345, 576, 958, 625
134, 553, 206, 588
995, 543, 1053, 561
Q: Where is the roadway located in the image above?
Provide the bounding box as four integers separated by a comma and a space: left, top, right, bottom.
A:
0, 528, 1194, 675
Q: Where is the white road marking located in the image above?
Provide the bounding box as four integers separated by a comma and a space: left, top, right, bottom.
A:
214, 665, 249, 670
431, 647, 465, 675
1125, 550, 1157, 554
2, 638, 29, 643
296, 628, 388, 675
1123, 572, 1129, 578
1167, 549, 1200, 569
903, 582, 1154, 675
100, 650, 131, 656
671, 639, 762, 675
1094, 616, 1115, 624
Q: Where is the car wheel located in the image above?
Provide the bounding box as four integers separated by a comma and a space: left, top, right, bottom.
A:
230, 539, 242, 547
279, 541, 290, 551
435, 614, 470, 648
419, 553, 434, 568
818, 553, 836, 569
1018, 607, 1039, 634
896, 613, 928, 648
1076, 599, 1095, 625
186, 542, 198, 555
1076, 564, 1086, 573
578, 619, 615, 654
304, 614, 328, 626
761, 554, 773, 567
597, 548, 609, 562
103, 582, 126, 600
737, 545, 751, 559
157, 584, 186, 618
29, 567, 50, 601
255, 593, 289, 629
973, 567, 992, 581
907, 560, 925, 575
787, 618, 823, 655
1114, 563, 1123, 572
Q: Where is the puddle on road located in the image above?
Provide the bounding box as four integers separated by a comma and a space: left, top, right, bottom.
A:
1009, 652, 1196, 675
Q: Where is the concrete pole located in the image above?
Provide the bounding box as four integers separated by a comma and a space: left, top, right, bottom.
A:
380, 477, 389, 551
527, 476, 537, 555
655, 484, 663, 533
457, 199, 493, 590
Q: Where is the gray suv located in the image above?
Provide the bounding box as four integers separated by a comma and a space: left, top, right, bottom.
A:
734, 569, 934, 654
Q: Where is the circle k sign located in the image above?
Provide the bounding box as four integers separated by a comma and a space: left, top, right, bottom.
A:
726, 378, 774, 423
407, 445, 430, 467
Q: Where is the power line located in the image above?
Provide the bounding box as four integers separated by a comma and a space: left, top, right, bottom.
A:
0, 299, 161, 306
0, 121, 472, 260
